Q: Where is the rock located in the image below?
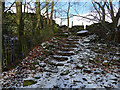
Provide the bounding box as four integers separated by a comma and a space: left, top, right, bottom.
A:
53, 55, 68, 61
45, 68, 58, 73
104, 86, 111, 89
88, 82, 92, 84
67, 60, 73, 63
34, 77, 40, 79
103, 60, 109, 66
82, 78, 87, 81
39, 63, 46, 67
83, 39, 90, 43
97, 44, 101, 46
65, 41, 79, 44
101, 71, 106, 74
56, 51, 75, 56
48, 61, 56, 66
111, 78, 118, 81
89, 58, 95, 63
73, 80, 82, 83
38, 57, 44, 61
23, 80, 37, 86
76, 64, 84, 69
63, 44, 78, 48
116, 52, 120, 56
83, 69, 92, 74
60, 70, 70, 75
53, 85, 60, 88
94, 72, 100, 74
66, 39, 79, 42
56, 63, 64, 66
60, 48, 74, 52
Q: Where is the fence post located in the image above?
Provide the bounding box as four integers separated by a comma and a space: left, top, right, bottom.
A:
0, 1, 2, 77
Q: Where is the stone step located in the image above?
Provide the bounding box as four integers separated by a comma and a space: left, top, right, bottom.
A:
47, 60, 64, 66
62, 44, 78, 48
77, 30, 89, 36
54, 33, 68, 36
55, 46, 78, 50
59, 48, 75, 52
55, 51, 75, 56
66, 39, 79, 42
52, 55, 68, 61
68, 36, 80, 39
64, 41, 79, 44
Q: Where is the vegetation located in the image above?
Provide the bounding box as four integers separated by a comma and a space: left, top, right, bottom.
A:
2, 1, 59, 71
1, 1, 120, 88
23, 80, 37, 86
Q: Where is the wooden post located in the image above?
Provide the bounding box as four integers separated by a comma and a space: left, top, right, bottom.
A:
0, 1, 3, 76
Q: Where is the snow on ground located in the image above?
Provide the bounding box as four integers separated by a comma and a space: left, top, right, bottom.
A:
0, 32, 120, 89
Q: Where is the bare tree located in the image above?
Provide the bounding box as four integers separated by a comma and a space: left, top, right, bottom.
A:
16, 1, 23, 59
67, 0, 70, 32
50, 0, 54, 26
106, 0, 120, 29
46, 0, 49, 25
92, 0, 107, 25
35, 0, 41, 31
0, 0, 3, 77
24, 0, 26, 13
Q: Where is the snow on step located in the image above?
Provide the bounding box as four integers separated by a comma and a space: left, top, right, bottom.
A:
62, 44, 78, 48
77, 30, 88, 34
77, 30, 88, 36
52, 55, 69, 61
55, 51, 75, 56
59, 48, 75, 52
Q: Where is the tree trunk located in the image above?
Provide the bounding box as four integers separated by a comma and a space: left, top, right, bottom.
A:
24, 0, 26, 13
35, 0, 41, 31
109, 0, 115, 23
46, 0, 49, 25
102, 7, 105, 25
114, 1, 120, 43
16, 1, 23, 59
0, 0, 3, 76
67, 0, 70, 32
2, 1, 5, 13
50, 0, 54, 26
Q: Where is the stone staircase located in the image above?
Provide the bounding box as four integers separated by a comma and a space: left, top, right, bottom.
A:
50, 33, 80, 63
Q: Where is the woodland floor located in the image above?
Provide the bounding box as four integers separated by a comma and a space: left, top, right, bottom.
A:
0, 30, 120, 89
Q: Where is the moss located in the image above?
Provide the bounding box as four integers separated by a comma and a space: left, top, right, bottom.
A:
32, 61, 39, 65
38, 57, 44, 61
23, 80, 37, 86
75, 51, 79, 54
89, 59, 95, 63
48, 61, 55, 65
46, 44, 55, 49
44, 50, 53, 55
60, 70, 69, 75
30, 66, 36, 70
96, 60, 101, 63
